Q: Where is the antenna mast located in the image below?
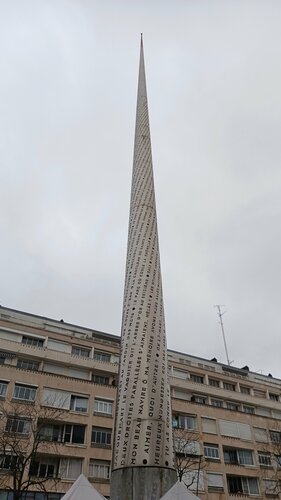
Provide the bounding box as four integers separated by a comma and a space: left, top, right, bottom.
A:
214, 305, 231, 365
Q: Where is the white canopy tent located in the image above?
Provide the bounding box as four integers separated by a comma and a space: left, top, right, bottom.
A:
160, 481, 201, 500
60, 474, 107, 500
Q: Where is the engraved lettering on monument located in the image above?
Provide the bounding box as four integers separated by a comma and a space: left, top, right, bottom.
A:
110, 37, 176, 499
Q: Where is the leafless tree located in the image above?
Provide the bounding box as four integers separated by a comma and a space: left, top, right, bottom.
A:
259, 427, 281, 496
0, 398, 64, 500
173, 428, 205, 492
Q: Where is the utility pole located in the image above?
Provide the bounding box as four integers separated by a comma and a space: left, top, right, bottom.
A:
214, 305, 232, 366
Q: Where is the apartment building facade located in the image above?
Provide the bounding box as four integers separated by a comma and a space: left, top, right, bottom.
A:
0, 305, 281, 499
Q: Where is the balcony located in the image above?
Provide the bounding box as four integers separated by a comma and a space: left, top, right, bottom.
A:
0, 337, 118, 375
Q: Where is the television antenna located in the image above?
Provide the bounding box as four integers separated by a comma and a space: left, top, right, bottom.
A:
214, 305, 233, 366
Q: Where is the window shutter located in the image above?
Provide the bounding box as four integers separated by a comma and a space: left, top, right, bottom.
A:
202, 417, 217, 434
173, 390, 191, 401
0, 330, 21, 342
219, 419, 238, 437
59, 458, 82, 479
67, 458, 82, 479
68, 367, 89, 380
207, 473, 224, 489
43, 363, 66, 375
59, 458, 67, 478
272, 410, 281, 420
173, 369, 188, 380
237, 422, 252, 440
256, 407, 271, 417
42, 388, 71, 409
47, 339, 71, 353
220, 419, 251, 439
253, 427, 268, 442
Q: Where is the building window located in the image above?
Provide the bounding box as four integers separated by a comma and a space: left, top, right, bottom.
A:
91, 427, 112, 446
224, 448, 254, 466
210, 399, 223, 408
190, 374, 204, 384
223, 382, 235, 391
71, 346, 90, 358
253, 388, 266, 398
264, 479, 278, 495
191, 395, 206, 404
175, 439, 201, 456
243, 405, 255, 414
0, 381, 8, 397
94, 399, 113, 416
39, 424, 61, 442
240, 385, 251, 394
13, 494, 63, 500
30, 457, 59, 478
183, 470, 204, 492
13, 384, 36, 402
175, 415, 197, 430
62, 424, 85, 444
209, 378, 220, 388
269, 393, 279, 402
59, 458, 82, 480
226, 402, 240, 411
258, 452, 272, 467
89, 460, 111, 480
39, 424, 85, 444
94, 351, 111, 362
6, 417, 31, 434
42, 389, 89, 412
204, 444, 220, 460
17, 358, 39, 371
92, 374, 110, 385
70, 395, 89, 413
207, 473, 224, 491
227, 476, 259, 495
22, 336, 44, 348
270, 430, 281, 443
0, 455, 19, 471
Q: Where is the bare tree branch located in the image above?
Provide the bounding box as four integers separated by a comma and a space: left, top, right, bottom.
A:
0, 397, 65, 500
173, 428, 205, 491
256, 426, 281, 496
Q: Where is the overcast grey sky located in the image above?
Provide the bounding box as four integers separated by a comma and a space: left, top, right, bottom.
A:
1, 0, 281, 377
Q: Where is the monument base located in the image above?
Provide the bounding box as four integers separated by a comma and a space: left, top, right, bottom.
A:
110, 466, 177, 500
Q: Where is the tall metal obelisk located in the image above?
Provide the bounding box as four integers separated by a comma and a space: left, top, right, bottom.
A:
110, 37, 177, 500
